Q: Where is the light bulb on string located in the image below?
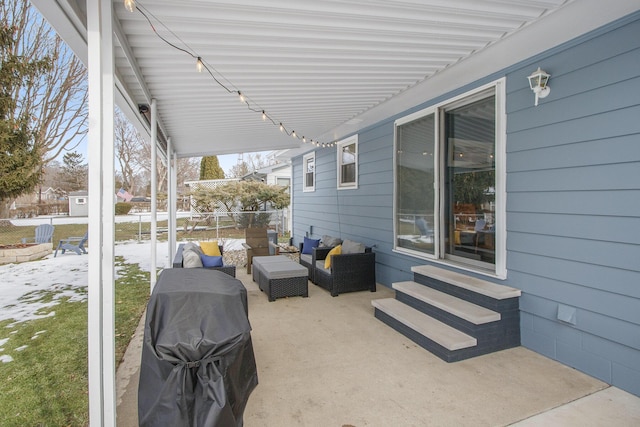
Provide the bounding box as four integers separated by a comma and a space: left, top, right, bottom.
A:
124, 0, 136, 13
135, 6, 323, 151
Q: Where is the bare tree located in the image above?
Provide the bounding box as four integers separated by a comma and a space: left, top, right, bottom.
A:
114, 108, 200, 199
115, 109, 142, 193
5, 0, 88, 164
137, 141, 200, 195
227, 153, 271, 178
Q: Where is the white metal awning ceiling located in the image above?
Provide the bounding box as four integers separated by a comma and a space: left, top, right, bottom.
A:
32, 0, 639, 159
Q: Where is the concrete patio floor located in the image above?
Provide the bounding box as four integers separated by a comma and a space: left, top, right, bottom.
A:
116, 269, 640, 426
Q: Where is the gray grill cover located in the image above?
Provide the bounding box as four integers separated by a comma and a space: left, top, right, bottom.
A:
138, 269, 258, 426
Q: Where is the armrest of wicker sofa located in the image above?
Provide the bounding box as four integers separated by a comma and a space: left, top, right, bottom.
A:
313, 248, 376, 296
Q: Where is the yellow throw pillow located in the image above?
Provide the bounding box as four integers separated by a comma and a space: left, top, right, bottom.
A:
199, 241, 221, 256
324, 245, 342, 269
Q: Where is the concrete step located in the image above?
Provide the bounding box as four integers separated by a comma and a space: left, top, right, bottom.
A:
372, 298, 476, 351
412, 265, 521, 300
393, 281, 500, 325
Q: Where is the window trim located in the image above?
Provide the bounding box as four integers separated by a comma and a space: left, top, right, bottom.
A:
336, 135, 358, 190
302, 152, 315, 192
393, 78, 506, 279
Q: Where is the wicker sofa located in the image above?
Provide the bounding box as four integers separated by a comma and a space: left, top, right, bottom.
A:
298, 235, 342, 282
312, 244, 376, 297
172, 242, 236, 277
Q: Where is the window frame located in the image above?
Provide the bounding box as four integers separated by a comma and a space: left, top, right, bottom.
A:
302, 152, 315, 192
393, 79, 506, 279
336, 135, 358, 190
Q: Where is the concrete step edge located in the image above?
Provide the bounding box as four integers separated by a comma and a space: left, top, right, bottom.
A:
372, 298, 477, 351
411, 265, 521, 300
393, 281, 501, 324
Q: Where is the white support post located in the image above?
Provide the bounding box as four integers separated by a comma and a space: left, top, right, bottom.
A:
150, 99, 158, 291
86, 1, 116, 425
167, 137, 177, 267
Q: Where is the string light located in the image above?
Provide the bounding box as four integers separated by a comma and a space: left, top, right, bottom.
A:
124, 0, 136, 13
130, 2, 330, 148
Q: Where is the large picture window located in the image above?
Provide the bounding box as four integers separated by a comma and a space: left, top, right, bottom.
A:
394, 81, 505, 277
303, 152, 315, 192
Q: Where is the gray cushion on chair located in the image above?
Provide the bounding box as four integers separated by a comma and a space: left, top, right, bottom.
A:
183, 242, 204, 256
341, 239, 365, 254
183, 247, 204, 268
320, 235, 342, 248
299, 253, 312, 264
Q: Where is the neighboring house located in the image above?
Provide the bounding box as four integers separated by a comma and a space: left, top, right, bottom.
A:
68, 191, 89, 217
289, 12, 640, 397
242, 159, 292, 234
11, 187, 66, 208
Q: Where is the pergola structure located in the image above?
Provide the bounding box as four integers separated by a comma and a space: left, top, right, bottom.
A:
30, 1, 639, 424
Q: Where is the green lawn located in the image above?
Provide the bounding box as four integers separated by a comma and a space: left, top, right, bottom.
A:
0, 256, 150, 426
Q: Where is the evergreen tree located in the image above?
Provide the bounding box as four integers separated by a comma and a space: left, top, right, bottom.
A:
0, 22, 51, 218
60, 151, 88, 192
199, 156, 225, 180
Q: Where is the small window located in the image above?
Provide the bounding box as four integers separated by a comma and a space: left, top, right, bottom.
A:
337, 135, 358, 189
76, 198, 87, 205
277, 177, 290, 193
303, 152, 315, 192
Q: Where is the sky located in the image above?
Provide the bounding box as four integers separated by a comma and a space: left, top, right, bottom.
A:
69, 135, 266, 178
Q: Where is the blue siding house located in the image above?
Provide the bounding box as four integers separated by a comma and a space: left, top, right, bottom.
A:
290, 12, 640, 396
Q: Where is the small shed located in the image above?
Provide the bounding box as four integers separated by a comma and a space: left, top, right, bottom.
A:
68, 191, 88, 217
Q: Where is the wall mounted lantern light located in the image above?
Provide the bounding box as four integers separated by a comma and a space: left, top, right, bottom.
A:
527, 67, 551, 106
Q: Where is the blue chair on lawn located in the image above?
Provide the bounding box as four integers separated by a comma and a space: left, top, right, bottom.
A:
55, 231, 88, 257
22, 224, 55, 244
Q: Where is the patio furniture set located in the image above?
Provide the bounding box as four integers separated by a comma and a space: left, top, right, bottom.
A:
171, 231, 376, 302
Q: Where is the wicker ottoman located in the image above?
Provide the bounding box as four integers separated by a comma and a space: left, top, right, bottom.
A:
251, 255, 291, 283
252, 256, 309, 302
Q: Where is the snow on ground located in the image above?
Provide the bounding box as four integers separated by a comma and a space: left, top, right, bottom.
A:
0, 238, 245, 362
0, 238, 245, 325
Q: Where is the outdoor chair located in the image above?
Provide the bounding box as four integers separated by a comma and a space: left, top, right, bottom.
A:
55, 231, 88, 257
298, 234, 342, 283
242, 227, 279, 274
172, 242, 236, 277
22, 224, 55, 244
312, 242, 376, 297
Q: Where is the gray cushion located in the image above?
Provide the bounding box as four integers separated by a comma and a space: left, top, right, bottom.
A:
341, 239, 365, 254
299, 253, 312, 264
315, 260, 330, 273
320, 235, 342, 248
182, 248, 203, 268
261, 261, 308, 279
183, 242, 204, 256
